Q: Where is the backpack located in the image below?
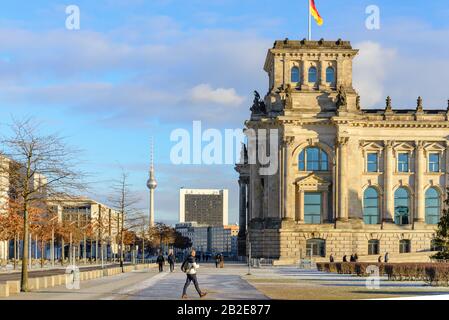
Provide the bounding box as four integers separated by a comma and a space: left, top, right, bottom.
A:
181, 260, 190, 273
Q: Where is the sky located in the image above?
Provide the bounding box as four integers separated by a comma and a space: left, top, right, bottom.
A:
0, 0, 448, 225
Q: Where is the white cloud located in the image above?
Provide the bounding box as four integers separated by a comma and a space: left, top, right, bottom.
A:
189, 83, 244, 106
353, 41, 397, 108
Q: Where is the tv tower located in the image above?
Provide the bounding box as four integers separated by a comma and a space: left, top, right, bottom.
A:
146, 138, 157, 227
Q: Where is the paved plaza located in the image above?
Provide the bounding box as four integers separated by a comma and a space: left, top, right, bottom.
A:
2, 263, 449, 300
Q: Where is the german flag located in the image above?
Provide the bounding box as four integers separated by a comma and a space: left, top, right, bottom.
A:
310, 0, 323, 26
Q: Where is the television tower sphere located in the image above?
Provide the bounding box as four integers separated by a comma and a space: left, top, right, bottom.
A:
147, 175, 157, 189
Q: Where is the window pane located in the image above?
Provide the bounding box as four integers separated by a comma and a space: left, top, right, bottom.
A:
299, 150, 305, 171
291, 67, 300, 83
395, 188, 410, 225
367, 153, 378, 172
429, 153, 440, 172
425, 188, 440, 224
304, 193, 321, 224
326, 67, 335, 83
363, 187, 379, 225
398, 153, 409, 172
308, 67, 317, 83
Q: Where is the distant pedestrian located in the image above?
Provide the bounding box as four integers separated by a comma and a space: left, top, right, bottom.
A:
384, 252, 389, 263
168, 252, 175, 272
343, 255, 347, 262
350, 254, 355, 262
215, 254, 220, 268
329, 254, 334, 263
181, 249, 207, 299
354, 253, 359, 262
219, 254, 225, 268
378, 256, 382, 263
157, 253, 165, 272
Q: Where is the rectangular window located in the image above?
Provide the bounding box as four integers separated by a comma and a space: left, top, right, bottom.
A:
397, 153, 409, 172
304, 192, 322, 224
429, 153, 440, 172
367, 153, 378, 172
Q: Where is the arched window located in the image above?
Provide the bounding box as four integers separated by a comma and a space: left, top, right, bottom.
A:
298, 147, 329, 171
425, 188, 440, 224
306, 238, 326, 257
394, 188, 410, 225
363, 187, 379, 224
368, 240, 380, 255
399, 240, 411, 253
308, 66, 317, 83
326, 67, 335, 83
291, 67, 300, 83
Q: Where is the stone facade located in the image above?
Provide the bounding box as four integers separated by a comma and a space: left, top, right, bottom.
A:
235, 39, 448, 264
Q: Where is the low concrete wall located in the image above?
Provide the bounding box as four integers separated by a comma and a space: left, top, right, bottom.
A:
0, 263, 157, 298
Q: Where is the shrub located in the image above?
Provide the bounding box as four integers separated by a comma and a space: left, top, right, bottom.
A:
316, 262, 449, 286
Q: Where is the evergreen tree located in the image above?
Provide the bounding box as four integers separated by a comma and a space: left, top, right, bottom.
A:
432, 189, 449, 260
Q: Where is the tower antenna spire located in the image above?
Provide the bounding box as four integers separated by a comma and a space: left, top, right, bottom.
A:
147, 137, 157, 227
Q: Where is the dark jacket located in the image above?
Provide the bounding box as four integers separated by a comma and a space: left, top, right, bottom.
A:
343, 255, 347, 262
168, 254, 175, 264
157, 255, 165, 264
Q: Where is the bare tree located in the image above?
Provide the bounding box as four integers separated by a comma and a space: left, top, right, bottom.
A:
108, 170, 139, 272
0, 118, 85, 292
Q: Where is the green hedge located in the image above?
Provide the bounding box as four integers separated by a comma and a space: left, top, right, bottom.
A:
316, 262, 449, 286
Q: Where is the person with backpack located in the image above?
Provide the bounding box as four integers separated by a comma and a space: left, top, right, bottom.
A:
181, 249, 207, 299
167, 252, 175, 273
156, 253, 165, 272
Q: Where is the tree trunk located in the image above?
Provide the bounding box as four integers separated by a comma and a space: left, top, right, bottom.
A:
13, 233, 17, 270
20, 208, 29, 292
61, 237, 65, 266
40, 240, 44, 268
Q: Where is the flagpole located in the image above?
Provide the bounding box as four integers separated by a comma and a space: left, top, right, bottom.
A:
308, 0, 312, 40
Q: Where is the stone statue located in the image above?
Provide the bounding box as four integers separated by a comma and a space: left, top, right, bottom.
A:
385, 96, 392, 111
250, 90, 267, 115
356, 95, 361, 111
417, 96, 423, 112
336, 85, 347, 110
284, 84, 293, 109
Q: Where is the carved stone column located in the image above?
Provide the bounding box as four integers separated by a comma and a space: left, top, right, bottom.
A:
297, 190, 305, 222
337, 137, 349, 221
238, 178, 248, 234
319, 59, 327, 88
415, 141, 425, 222
301, 60, 309, 90
384, 141, 394, 222
283, 136, 295, 220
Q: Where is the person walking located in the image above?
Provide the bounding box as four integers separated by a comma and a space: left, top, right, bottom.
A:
219, 254, 225, 268
329, 254, 334, 263
354, 253, 359, 262
384, 252, 389, 263
181, 249, 207, 299
157, 253, 165, 272
350, 254, 355, 262
215, 254, 220, 268
168, 252, 175, 272
343, 255, 347, 262
378, 255, 382, 263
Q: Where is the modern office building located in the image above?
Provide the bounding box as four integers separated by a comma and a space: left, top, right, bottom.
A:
175, 222, 239, 257
235, 39, 447, 263
179, 188, 228, 227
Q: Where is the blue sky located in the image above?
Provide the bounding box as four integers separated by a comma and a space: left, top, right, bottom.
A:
0, 0, 448, 225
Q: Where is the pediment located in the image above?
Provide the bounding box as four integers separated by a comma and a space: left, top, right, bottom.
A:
424, 142, 446, 152
296, 174, 331, 187
360, 141, 384, 151
393, 142, 414, 152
